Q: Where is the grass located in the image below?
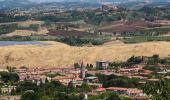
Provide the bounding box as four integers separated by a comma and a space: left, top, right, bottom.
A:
1, 41, 170, 68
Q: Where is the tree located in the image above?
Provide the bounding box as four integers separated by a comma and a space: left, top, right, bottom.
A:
16, 81, 38, 93
86, 64, 93, 70
106, 93, 121, 100
9, 73, 19, 83
127, 56, 142, 65
79, 93, 86, 100
74, 63, 80, 69
143, 78, 170, 100
68, 81, 77, 93
39, 95, 50, 100
56, 92, 69, 100
79, 82, 92, 92
21, 90, 39, 100
11, 88, 16, 95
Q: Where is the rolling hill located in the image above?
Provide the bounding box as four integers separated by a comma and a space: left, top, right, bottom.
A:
0, 41, 170, 68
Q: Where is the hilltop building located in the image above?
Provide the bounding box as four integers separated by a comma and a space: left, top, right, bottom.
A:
96, 60, 109, 70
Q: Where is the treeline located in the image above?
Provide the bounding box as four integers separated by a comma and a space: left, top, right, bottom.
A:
109, 55, 170, 68
0, 13, 29, 23
17, 81, 91, 100
123, 36, 170, 44
17, 24, 40, 32
0, 24, 40, 35
96, 74, 141, 88
1, 6, 170, 25
57, 37, 105, 46
33, 6, 170, 25
0, 24, 18, 35
16, 80, 127, 100
0, 36, 107, 46
121, 28, 170, 36
0, 71, 19, 84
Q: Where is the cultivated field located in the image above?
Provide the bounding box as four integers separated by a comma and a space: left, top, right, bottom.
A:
99, 20, 160, 33
0, 41, 170, 68
48, 29, 94, 37
4, 28, 48, 37
0, 21, 44, 27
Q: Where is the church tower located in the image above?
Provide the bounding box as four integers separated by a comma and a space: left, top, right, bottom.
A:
80, 62, 85, 79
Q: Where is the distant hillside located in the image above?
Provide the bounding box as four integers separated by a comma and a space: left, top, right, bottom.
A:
0, 0, 170, 10
29, 0, 170, 3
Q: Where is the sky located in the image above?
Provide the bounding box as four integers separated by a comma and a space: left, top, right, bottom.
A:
0, 0, 61, 2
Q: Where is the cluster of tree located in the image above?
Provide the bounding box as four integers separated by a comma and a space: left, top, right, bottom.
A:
143, 65, 161, 73
0, 35, 107, 46
1, 5, 170, 26
84, 12, 121, 25
96, 74, 141, 88
56, 37, 105, 46
110, 54, 170, 68
18, 24, 40, 32
0, 24, 18, 35
123, 36, 170, 44
74, 63, 93, 70
109, 56, 143, 69
16, 80, 93, 100
123, 28, 170, 36
0, 13, 29, 23
0, 71, 19, 84
0, 23, 40, 35
143, 78, 170, 100
88, 91, 124, 100
34, 6, 170, 25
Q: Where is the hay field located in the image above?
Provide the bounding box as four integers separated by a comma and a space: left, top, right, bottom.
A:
0, 41, 170, 68
17, 21, 44, 27
5, 28, 48, 37
0, 21, 44, 26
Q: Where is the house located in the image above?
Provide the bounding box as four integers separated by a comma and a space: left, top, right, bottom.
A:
0, 96, 21, 100
0, 69, 9, 72
106, 87, 128, 95
96, 60, 109, 70
52, 76, 76, 85
106, 87, 145, 97
85, 76, 99, 83
92, 88, 106, 94
1, 85, 16, 94
127, 88, 144, 97
88, 83, 103, 89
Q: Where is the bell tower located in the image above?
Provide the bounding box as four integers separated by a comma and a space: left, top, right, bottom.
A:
80, 62, 85, 79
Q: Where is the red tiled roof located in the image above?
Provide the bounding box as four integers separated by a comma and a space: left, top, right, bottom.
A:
93, 88, 106, 92
106, 87, 128, 91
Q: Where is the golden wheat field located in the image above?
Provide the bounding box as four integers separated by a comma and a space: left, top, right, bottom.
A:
0, 41, 170, 68
5, 28, 48, 37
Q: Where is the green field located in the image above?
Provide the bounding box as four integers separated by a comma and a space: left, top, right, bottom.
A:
123, 36, 170, 44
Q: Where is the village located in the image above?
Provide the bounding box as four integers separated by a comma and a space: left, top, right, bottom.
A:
0, 55, 169, 100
